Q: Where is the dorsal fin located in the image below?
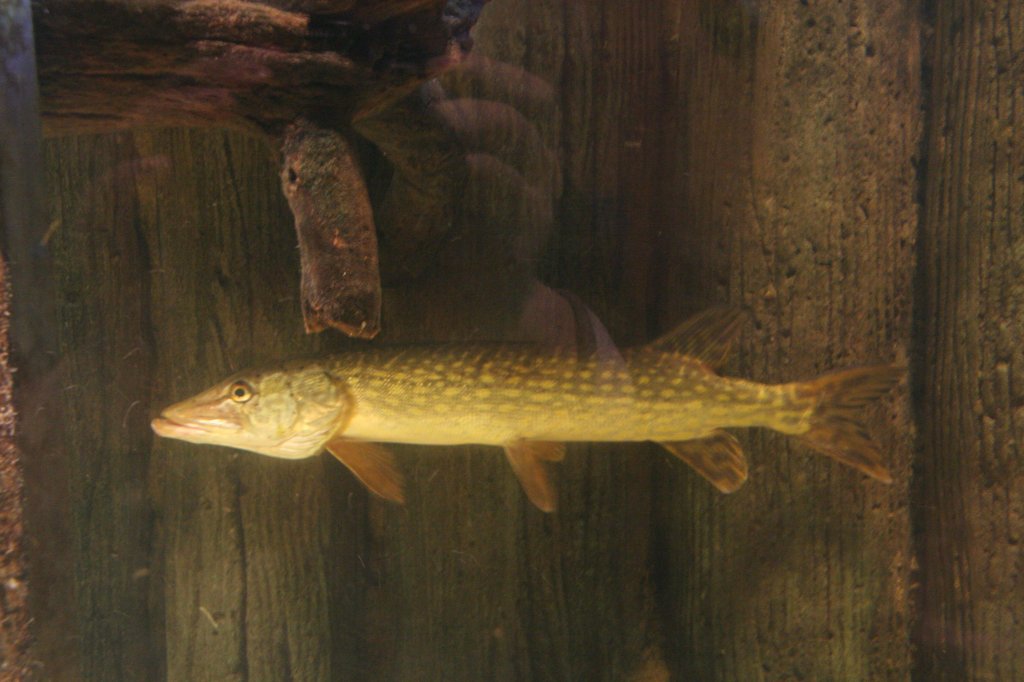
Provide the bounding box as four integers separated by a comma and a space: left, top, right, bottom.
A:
642, 306, 748, 369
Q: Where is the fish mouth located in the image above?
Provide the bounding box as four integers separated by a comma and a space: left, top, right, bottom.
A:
151, 416, 210, 438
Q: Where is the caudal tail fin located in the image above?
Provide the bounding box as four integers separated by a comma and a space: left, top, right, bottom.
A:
794, 365, 903, 483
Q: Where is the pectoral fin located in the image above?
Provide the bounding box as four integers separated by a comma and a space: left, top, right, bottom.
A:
658, 431, 748, 493
504, 441, 564, 512
324, 438, 405, 504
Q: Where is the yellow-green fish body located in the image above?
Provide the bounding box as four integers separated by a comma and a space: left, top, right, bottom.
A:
153, 308, 901, 511
333, 346, 805, 445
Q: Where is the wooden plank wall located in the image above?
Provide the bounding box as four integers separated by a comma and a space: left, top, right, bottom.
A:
462, 1, 919, 677
913, 1, 1024, 680
16, 0, 1023, 680
653, 2, 919, 679
42, 132, 357, 680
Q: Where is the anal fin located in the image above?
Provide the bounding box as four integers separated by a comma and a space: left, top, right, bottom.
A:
325, 437, 405, 504
504, 441, 564, 512
658, 430, 748, 493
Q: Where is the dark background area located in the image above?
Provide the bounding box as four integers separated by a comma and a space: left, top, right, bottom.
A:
1, 0, 1021, 680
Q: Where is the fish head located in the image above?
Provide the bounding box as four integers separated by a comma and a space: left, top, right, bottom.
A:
151, 364, 351, 459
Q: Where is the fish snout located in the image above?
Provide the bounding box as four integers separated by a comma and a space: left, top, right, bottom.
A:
150, 400, 242, 441
150, 413, 210, 439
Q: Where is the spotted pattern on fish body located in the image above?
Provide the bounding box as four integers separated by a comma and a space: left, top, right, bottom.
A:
152, 308, 902, 511
332, 346, 650, 446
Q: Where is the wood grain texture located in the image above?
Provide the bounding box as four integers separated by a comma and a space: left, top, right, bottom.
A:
41, 131, 370, 680
913, 1, 1024, 679
652, 1, 919, 679
46, 134, 170, 681
140, 130, 370, 682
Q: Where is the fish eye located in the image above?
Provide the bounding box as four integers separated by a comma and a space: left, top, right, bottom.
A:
228, 381, 254, 403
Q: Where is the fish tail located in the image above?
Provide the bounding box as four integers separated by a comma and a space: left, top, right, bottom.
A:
793, 365, 903, 483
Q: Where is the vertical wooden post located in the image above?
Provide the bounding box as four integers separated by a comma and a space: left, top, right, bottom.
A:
0, 0, 79, 677
655, 2, 919, 678
914, 1, 1024, 679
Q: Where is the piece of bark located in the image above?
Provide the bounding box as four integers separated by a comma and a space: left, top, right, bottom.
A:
281, 120, 382, 337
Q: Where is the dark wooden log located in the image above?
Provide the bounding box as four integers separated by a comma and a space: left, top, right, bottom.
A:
33, 0, 473, 137
913, 1, 1024, 679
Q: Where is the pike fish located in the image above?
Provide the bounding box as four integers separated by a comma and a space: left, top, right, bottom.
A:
151, 308, 901, 511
